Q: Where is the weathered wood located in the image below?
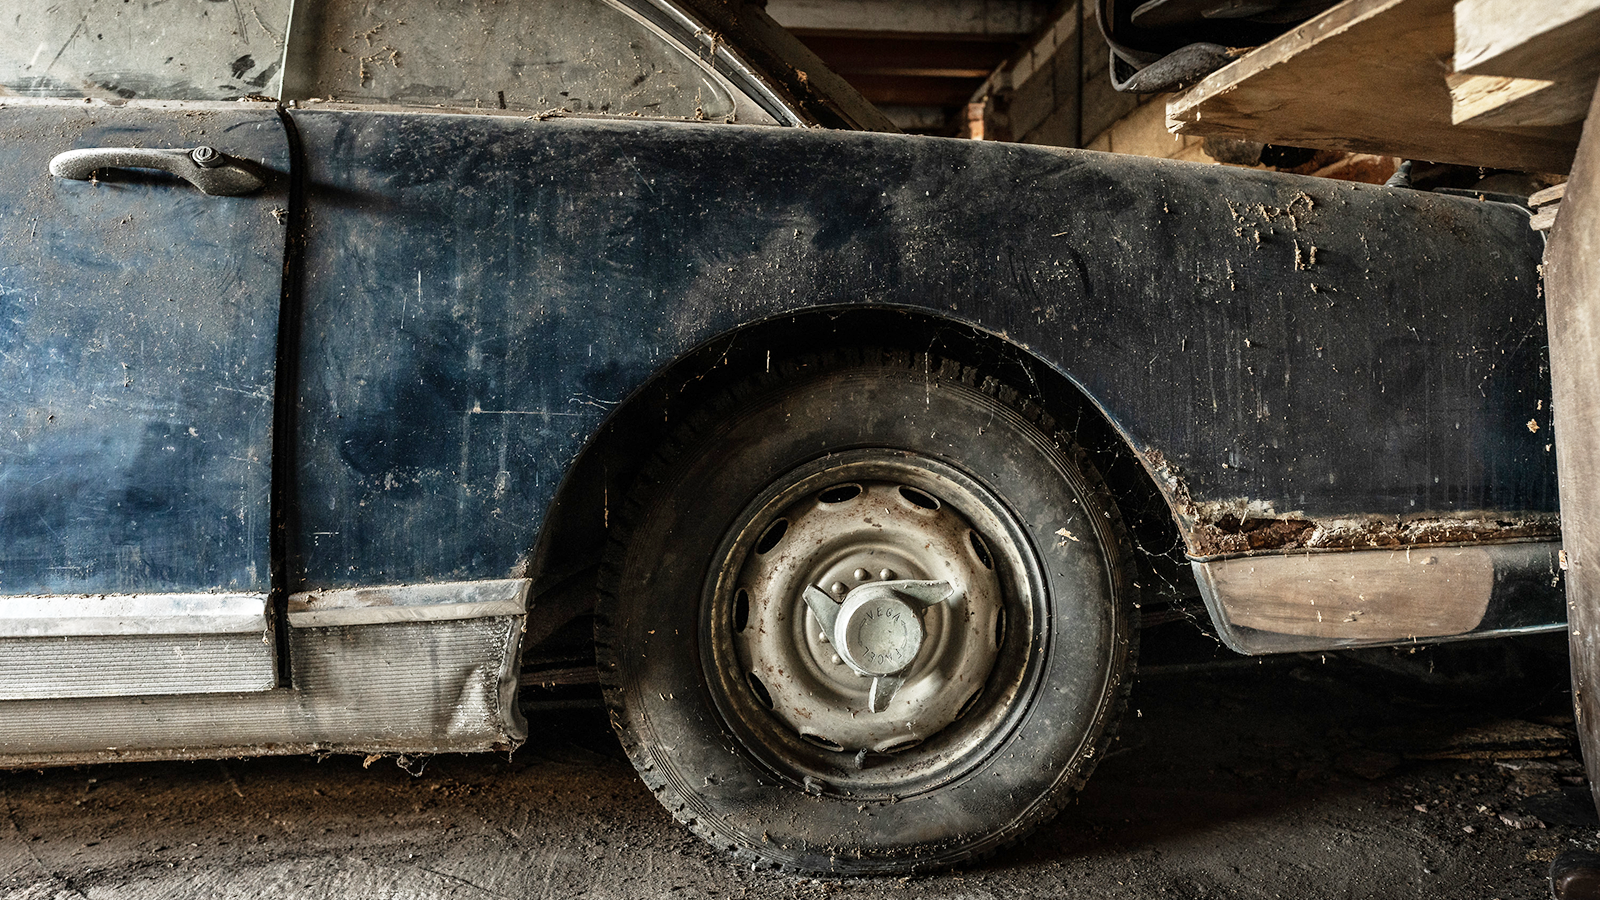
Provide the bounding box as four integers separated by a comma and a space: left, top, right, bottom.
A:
1206, 548, 1495, 642
1453, 0, 1600, 128
1449, 72, 1594, 128
1454, 0, 1600, 81
766, 0, 1052, 35
1544, 74, 1600, 820
1167, 0, 1579, 172
1533, 182, 1569, 207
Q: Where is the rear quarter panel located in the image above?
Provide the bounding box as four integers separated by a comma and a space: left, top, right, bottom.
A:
286, 110, 1553, 589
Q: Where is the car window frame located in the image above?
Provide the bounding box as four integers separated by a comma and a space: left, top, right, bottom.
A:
274, 0, 806, 126
608, 0, 805, 126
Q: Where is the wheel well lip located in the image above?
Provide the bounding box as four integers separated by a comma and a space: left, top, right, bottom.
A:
517, 308, 1196, 676
522, 304, 1188, 587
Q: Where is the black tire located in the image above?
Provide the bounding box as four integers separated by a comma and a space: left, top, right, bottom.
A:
597, 349, 1136, 874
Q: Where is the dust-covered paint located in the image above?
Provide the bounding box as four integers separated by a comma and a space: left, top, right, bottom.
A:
0, 101, 288, 597
286, 111, 1555, 598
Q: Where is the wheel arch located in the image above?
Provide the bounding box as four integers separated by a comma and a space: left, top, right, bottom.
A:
519, 306, 1197, 664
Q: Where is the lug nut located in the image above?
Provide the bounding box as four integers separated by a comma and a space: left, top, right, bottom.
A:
830, 582, 847, 596
879, 568, 895, 580
853, 568, 870, 581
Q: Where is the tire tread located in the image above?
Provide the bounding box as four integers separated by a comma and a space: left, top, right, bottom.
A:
596, 347, 1139, 875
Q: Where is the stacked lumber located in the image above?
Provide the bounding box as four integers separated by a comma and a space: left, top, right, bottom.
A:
1166, 0, 1597, 173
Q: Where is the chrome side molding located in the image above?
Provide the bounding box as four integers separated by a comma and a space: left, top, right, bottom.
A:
0, 592, 267, 637
0, 592, 273, 700
0, 579, 530, 763
1194, 541, 1566, 655
287, 578, 530, 627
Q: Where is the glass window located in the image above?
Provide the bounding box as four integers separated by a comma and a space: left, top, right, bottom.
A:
0, 0, 292, 100
286, 0, 775, 123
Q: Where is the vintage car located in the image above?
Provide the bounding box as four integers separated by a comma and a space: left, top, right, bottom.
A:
0, 0, 1559, 875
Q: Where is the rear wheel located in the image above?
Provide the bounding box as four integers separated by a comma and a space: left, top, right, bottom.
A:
598, 350, 1135, 874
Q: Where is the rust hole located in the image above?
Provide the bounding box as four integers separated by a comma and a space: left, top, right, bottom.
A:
801, 733, 845, 752
747, 671, 774, 710
733, 588, 749, 633
755, 519, 789, 554
818, 484, 862, 504
954, 689, 981, 722
994, 605, 1006, 650
898, 486, 940, 510
968, 530, 994, 569
881, 737, 923, 754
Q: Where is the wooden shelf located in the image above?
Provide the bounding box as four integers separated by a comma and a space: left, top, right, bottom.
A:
1166, 0, 1588, 173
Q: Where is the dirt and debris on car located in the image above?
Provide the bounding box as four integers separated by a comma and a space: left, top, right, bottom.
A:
0, 0, 1560, 875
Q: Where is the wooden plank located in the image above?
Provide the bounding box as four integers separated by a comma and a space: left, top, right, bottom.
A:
1540, 72, 1600, 825
1453, 0, 1600, 129
1167, 0, 1579, 173
1454, 0, 1600, 81
766, 0, 1052, 36
1532, 182, 1568, 206
1449, 73, 1594, 128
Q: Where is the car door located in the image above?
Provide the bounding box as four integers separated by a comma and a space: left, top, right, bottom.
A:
0, 2, 292, 698
282, 0, 792, 592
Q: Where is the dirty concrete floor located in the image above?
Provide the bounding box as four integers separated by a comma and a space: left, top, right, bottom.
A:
1, 629, 1593, 900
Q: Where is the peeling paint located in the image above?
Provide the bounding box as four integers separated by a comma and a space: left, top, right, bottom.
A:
1146, 448, 1560, 558
1188, 506, 1560, 558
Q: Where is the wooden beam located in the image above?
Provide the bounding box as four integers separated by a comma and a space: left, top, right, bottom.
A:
1454, 0, 1600, 81
1452, 0, 1600, 128
766, 0, 1053, 36
1532, 183, 1568, 207
1166, 0, 1579, 173
836, 72, 986, 106
790, 34, 1017, 78
1539, 73, 1600, 816
1449, 72, 1594, 128
1530, 181, 1567, 231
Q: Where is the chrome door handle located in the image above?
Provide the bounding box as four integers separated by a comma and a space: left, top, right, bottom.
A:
49, 146, 266, 196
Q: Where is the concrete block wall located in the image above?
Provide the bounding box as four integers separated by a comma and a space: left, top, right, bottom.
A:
964, 2, 1171, 158
1002, 7, 1081, 146
1084, 95, 1210, 162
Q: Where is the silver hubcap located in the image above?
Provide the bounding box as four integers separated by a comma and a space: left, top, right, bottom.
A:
834, 585, 928, 676
709, 452, 1034, 783
802, 578, 959, 712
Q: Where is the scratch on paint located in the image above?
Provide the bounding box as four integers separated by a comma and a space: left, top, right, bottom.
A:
624, 156, 656, 195
231, 0, 250, 43
45, 18, 86, 74
251, 4, 285, 48
568, 394, 618, 410
215, 384, 272, 401
468, 404, 582, 418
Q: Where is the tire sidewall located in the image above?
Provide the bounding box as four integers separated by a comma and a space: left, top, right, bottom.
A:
602, 360, 1131, 872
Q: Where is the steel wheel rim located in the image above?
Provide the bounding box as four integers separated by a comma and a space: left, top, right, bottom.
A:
702, 448, 1049, 799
